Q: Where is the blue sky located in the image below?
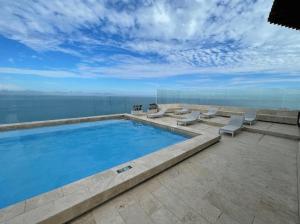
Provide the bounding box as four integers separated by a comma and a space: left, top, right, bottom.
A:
0, 0, 300, 96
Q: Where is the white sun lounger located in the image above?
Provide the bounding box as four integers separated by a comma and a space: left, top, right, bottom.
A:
244, 110, 257, 125
177, 111, 200, 126
147, 108, 167, 118
219, 115, 244, 137
202, 107, 218, 118
174, 106, 190, 115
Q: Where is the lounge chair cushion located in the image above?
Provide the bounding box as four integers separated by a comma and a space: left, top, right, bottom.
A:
177, 111, 200, 125
219, 115, 244, 136
220, 125, 240, 132
147, 109, 167, 118
202, 107, 218, 117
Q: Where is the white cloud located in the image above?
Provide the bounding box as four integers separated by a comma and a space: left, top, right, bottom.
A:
230, 77, 300, 85
0, 0, 300, 78
0, 83, 23, 91
0, 67, 79, 78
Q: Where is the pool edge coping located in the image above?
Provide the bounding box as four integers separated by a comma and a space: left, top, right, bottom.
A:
0, 114, 220, 224
0, 114, 126, 132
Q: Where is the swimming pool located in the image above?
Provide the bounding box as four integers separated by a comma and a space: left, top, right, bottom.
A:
0, 119, 188, 208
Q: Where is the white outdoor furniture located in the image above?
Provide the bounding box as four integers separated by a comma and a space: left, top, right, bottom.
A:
174, 106, 190, 115
244, 110, 257, 125
202, 107, 218, 118
177, 111, 200, 126
147, 108, 167, 118
219, 115, 245, 137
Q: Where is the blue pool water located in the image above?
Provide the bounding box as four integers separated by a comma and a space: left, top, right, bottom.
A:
0, 119, 188, 208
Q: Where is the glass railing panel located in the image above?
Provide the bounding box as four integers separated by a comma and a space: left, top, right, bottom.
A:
0, 94, 155, 124
157, 88, 300, 110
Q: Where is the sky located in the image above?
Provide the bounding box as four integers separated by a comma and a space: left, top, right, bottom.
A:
0, 0, 300, 96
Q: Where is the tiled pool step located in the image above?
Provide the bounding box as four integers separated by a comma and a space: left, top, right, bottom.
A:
243, 124, 300, 140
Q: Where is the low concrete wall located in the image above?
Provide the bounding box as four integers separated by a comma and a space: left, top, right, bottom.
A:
0, 114, 125, 132
159, 104, 298, 125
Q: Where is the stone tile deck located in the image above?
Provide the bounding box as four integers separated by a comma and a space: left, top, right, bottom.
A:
176, 115, 300, 140
0, 115, 221, 224
70, 116, 300, 224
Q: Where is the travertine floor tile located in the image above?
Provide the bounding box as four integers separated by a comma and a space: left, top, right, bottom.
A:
70, 116, 299, 224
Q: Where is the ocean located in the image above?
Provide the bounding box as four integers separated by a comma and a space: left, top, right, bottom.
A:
0, 95, 155, 124
1, 89, 299, 124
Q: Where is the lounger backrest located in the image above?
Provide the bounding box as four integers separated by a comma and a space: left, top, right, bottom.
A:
189, 111, 200, 119
245, 110, 256, 119
208, 107, 218, 114
158, 108, 167, 114
228, 115, 244, 127
182, 104, 189, 109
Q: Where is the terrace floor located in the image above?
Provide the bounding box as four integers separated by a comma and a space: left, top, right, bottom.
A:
201, 116, 300, 140
70, 115, 299, 224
